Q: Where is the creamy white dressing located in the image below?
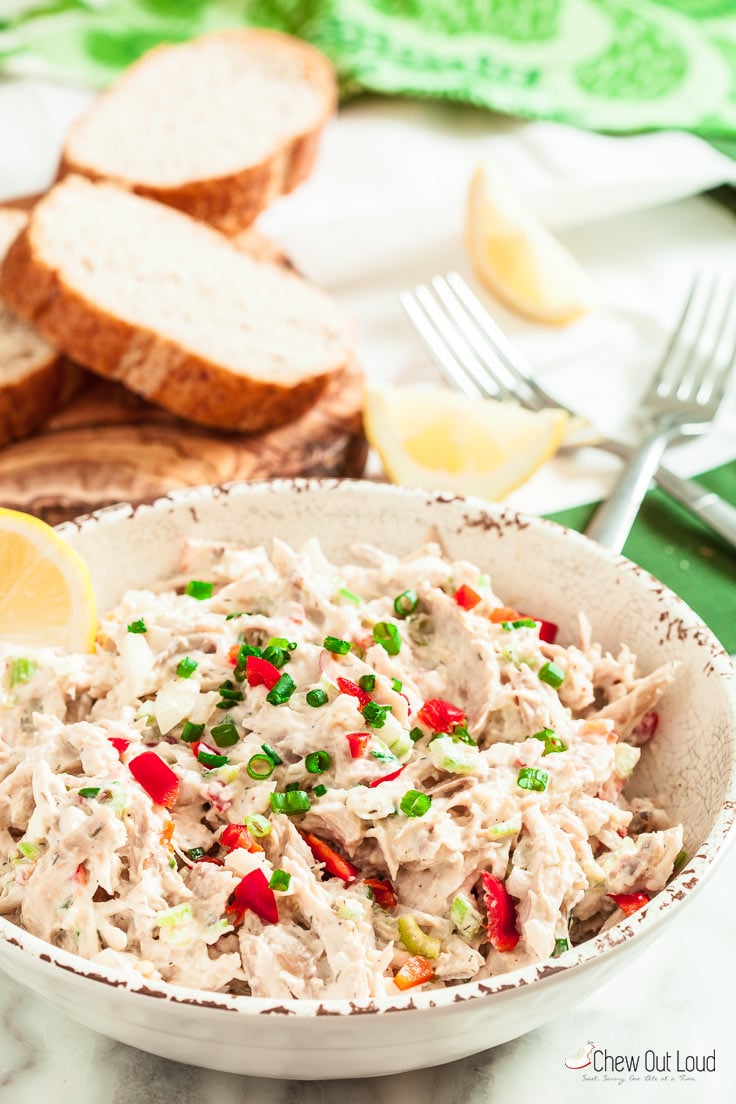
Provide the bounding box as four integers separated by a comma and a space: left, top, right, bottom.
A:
0, 538, 681, 998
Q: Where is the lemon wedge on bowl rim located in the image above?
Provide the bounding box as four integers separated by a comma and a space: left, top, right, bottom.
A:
363, 383, 568, 499
466, 160, 591, 326
0, 508, 97, 652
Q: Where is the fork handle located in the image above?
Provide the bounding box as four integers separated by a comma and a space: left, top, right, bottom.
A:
586, 433, 671, 553
651, 465, 736, 550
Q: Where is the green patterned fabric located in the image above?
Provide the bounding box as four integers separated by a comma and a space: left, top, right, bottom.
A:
548, 460, 736, 653
2, 0, 736, 146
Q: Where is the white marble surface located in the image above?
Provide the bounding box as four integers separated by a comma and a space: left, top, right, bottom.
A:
0, 836, 734, 1101
0, 76, 735, 1103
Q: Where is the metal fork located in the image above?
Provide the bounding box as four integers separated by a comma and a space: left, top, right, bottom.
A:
586, 277, 735, 551
400, 272, 736, 553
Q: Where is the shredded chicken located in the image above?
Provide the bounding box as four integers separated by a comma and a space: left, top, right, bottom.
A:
0, 537, 681, 997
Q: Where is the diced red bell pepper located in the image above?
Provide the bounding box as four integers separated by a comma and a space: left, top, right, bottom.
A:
481, 872, 520, 952
220, 823, 263, 853
490, 606, 521, 624
337, 677, 371, 710
245, 654, 282, 690
417, 698, 465, 732
454, 585, 481, 610
631, 711, 659, 745
364, 877, 397, 909
368, 765, 406, 788
302, 832, 359, 883
73, 863, 89, 887
394, 954, 435, 991
608, 892, 649, 917
537, 619, 558, 644
347, 732, 369, 759
128, 751, 180, 808
231, 868, 279, 924
108, 736, 130, 756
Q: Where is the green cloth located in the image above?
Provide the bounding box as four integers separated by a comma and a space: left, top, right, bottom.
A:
2, 1, 736, 146
547, 460, 736, 653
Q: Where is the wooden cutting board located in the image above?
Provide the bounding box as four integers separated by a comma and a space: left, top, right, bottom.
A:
0, 207, 367, 524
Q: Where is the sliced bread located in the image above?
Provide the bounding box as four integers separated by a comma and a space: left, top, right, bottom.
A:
60, 29, 337, 234
0, 176, 353, 433
0, 208, 80, 448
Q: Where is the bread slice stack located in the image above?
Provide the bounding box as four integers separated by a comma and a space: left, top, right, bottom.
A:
0, 29, 353, 441
0, 209, 80, 448
61, 29, 336, 235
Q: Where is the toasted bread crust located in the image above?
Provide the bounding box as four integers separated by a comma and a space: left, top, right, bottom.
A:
0, 213, 343, 434
60, 30, 337, 235
0, 352, 81, 448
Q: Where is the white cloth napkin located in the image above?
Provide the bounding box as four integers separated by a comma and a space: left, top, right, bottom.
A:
1, 79, 735, 515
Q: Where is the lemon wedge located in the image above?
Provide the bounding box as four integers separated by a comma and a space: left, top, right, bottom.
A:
0, 508, 97, 652
363, 383, 568, 498
466, 161, 591, 325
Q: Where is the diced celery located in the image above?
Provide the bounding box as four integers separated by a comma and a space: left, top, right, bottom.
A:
9, 658, 37, 687
99, 782, 128, 816
486, 819, 520, 841
155, 902, 193, 927
337, 898, 367, 923
380, 715, 413, 759
397, 914, 441, 959
204, 764, 241, 784
369, 738, 400, 766
204, 918, 233, 945
16, 841, 42, 862
613, 743, 640, 780
450, 894, 483, 940
428, 736, 481, 775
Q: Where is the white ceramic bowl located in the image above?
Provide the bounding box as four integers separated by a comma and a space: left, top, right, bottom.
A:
0, 479, 734, 1079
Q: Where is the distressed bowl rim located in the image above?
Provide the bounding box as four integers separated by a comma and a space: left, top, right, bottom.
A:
1, 477, 734, 1019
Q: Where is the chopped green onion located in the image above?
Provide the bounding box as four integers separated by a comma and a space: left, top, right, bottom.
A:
17, 841, 42, 861
552, 937, 569, 957
306, 688, 329, 708
268, 637, 297, 651
244, 814, 271, 838
337, 586, 361, 606
176, 656, 198, 679
538, 661, 565, 688
284, 782, 300, 792
370, 740, 400, 765
198, 747, 228, 768
393, 589, 418, 618
673, 848, 689, 875
237, 644, 262, 664
181, 720, 205, 743
391, 678, 403, 693
270, 790, 311, 815
185, 847, 206, 861
452, 723, 476, 746
362, 701, 390, 729
501, 618, 537, 630
210, 718, 239, 747
262, 645, 290, 669
269, 869, 291, 891
305, 750, 331, 774
225, 612, 244, 620
247, 754, 275, 780
215, 700, 234, 710
217, 681, 244, 702
358, 673, 376, 692
261, 743, 282, 766
532, 728, 567, 755
78, 786, 100, 799
313, 783, 328, 797
185, 580, 213, 600
400, 790, 431, 817
373, 621, 401, 655
266, 673, 296, 706
127, 619, 147, 634
323, 635, 351, 655
517, 767, 549, 792
409, 726, 424, 743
